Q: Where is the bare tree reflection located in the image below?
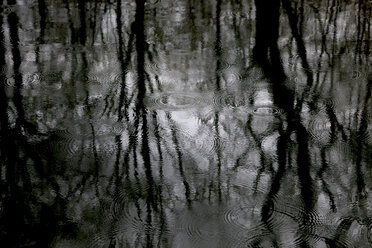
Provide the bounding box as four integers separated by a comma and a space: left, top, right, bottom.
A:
0, 0, 371, 247
252, 0, 317, 246
0, 3, 75, 247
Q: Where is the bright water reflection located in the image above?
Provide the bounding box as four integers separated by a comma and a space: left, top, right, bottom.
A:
0, 0, 372, 247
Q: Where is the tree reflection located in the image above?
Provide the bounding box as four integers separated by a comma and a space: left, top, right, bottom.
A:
0, 0, 371, 247
0, 2, 75, 247
252, 0, 371, 246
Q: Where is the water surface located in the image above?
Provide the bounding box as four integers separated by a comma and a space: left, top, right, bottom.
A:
0, 0, 372, 247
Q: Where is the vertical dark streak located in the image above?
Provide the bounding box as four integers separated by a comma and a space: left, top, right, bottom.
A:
245, 116, 269, 193
365, 5, 371, 56
296, 124, 314, 203
215, 0, 222, 91
298, 0, 305, 36
1, 5, 63, 246
145, 195, 153, 248
152, 111, 168, 247
282, 0, 314, 86
114, 135, 122, 190
133, 2, 156, 246
166, 113, 191, 206
91, 0, 99, 45
65, 0, 78, 44
326, 103, 347, 142
81, 51, 101, 194
0, 4, 8, 135
141, 112, 157, 211
0, 5, 16, 246
261, 126, 288, 229
253, 0, 283, 79
89, 122, 100, 193
253, 2, 317, 246
252, 3, 291, 245
116, 0, 134, 122
8, 9, 26, 129
214, 112, 222, 201
122, 119, 139, 178
328, 3, 337, 93
295, 123, 315, 248
360, 0, 367, 56
134, 0, 145, 99
317, 148, 336, 211
78, 0, 87, 45
37, 0, 47, 44
354, 76, 371, 199
214, 0, 222, 201
355, 0, 362, 60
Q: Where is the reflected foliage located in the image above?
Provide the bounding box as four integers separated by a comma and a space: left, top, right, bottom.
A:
0, 0, 372, 247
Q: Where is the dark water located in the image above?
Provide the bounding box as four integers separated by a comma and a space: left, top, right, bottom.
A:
0, 0, 372, 247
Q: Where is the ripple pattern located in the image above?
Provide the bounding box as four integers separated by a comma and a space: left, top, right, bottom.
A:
350, 69, 365, 80
145, 92, 211, 111
252, 106, 282, 116
223, 205, 261, 230
4, 76, 14, 87
145, 56, 169, 74
308, 114, 332, 145
111, 68, 134, 85
213, 93, 249, 109
39, 134, 81, 160
175, 212, 203, 243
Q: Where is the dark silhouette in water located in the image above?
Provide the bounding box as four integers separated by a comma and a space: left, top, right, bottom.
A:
252, 0, 317, 246
0, 0, 371, 247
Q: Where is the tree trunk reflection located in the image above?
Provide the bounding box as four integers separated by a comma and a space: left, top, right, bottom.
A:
0, 0, 371, 247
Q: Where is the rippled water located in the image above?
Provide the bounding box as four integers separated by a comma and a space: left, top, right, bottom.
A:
0, 0, 372, 247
